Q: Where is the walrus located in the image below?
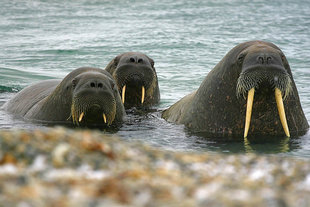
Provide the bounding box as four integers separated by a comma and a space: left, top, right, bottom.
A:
162, 41, 309, 138
104, 52, 160, 109
2, 67, 125, 127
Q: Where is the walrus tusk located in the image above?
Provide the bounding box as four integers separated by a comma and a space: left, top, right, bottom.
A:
79, 112, 84, 122
275, 88, 290, 137
244, 88, 255, 138
122, 85, 126, 104
103, 113, 107, 124
141, 86, 145, 104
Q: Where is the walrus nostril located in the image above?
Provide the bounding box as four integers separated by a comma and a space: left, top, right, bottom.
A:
138, 58, 143, 63
130, 57, 136, 63
90, 81, 103, 88
267, 56, 272, 64
258, 56, 264, 64
257, 56, 273, 65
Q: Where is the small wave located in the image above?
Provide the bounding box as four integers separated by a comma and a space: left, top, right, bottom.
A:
0, 85, 21, 93
0, 67, 55, 93
0, 67, 53, 79
39, 49, 86, 55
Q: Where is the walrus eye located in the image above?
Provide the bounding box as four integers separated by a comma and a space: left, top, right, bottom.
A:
149, 58, 155, 68
280, 54, 286, 63
72, 79, 77, 89
237, 53, 246, 63
110, 81, 115, 89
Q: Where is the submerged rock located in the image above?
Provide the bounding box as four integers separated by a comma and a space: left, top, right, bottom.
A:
0, 127, 310, 207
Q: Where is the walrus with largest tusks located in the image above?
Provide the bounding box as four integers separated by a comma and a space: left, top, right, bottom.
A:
105, 52, 160, 109
2, 67, 125, 127
162, 40, 309, 137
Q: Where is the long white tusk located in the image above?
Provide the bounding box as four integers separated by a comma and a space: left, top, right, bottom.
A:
79, 112, 84, 122
103, 113, 107, 124
275, 88, 290, 137
244, 88, 255, 138
141, 86, 145, 104
122, 85, 126, 104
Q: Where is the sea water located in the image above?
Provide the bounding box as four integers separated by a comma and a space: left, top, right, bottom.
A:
0, 0, 310, 156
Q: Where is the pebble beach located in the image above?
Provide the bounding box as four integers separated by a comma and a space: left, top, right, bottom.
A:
1, 127, 310, 207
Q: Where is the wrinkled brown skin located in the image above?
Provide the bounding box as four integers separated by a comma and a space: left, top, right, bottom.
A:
105, 52, 160, 109
162, 41, 309, 137
3, 67, 125, 127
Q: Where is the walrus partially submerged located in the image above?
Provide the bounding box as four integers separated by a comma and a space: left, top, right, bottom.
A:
3, 67, 125, 127
162, 41, 309, 137
105, 52, 160, 109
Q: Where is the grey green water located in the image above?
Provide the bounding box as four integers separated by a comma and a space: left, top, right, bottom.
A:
1, 0, 310, 156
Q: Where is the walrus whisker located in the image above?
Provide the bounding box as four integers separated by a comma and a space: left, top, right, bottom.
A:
280, 74, 292, 100
236, 69, 293, 102
71, 99, 87, 125
236, 73, 258, 99
275, 88, 290, 137
107, 101, 117, 126
67, 114, 72, 121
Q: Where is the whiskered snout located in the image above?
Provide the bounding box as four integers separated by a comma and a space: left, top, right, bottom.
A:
236, 69, 292, 99
236, 69, 292, 138
115, 66, 156, 106
70, 79, 117, 126
71, 96, 116, 126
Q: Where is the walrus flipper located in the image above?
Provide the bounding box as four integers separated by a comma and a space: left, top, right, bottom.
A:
162, 92, 195, 123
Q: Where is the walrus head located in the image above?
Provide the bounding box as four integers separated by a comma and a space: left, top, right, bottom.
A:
235, 43, 293, 137
105, 52, 160, 108
69, 71, 121, 126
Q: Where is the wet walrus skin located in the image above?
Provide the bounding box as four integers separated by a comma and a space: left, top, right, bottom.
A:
3, 67, 125, 127
162, 41, 309, 138
105, 52, 160, 109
